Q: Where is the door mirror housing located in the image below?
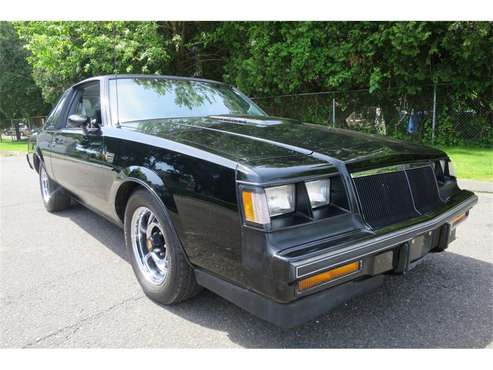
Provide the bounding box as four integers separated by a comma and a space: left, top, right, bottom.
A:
83, 119, 102, 135
67, 114, 89, 128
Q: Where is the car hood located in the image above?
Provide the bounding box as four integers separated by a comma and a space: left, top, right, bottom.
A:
121, 115, 445, 171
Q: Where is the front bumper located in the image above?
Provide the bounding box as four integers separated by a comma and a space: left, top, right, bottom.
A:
195, 268, 385, 328
196, 190, 477, 328
281, 190, 477, 284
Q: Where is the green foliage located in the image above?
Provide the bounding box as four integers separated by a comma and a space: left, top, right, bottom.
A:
15, 21, 171, 103
210, 22, 492, 137
2, 21, 491, 145
0, 22, 48, 125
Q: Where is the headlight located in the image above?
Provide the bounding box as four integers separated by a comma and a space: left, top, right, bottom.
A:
437, 159, 456, 178
241, 184, 295, 225
435, 159, 457, 184
306, 179, 331, 208
265, 184, 295, 217
439, 159, 447, 174
447, 161, 456, 178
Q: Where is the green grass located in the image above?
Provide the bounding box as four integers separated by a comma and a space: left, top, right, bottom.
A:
439, 146, 493, 181
0, 137, 29, 154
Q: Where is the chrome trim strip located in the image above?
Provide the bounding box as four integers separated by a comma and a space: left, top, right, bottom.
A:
236, 172, 338, 187
351, 162, 433, 178
294, 194, 478, 278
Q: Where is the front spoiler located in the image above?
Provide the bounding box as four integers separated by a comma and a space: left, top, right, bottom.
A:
195, 268, 384, 328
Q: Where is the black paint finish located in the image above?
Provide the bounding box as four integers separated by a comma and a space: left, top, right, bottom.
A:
28, 75, 476, 314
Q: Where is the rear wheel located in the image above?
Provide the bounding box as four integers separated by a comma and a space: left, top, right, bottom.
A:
124, 189, 201, 304
39, 162, 72, 212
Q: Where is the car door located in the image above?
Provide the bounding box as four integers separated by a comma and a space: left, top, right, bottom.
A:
50, 80, 115, 216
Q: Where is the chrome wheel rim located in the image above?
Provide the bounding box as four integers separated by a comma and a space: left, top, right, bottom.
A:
40, 166, 51, 203
130, 207, 169, 285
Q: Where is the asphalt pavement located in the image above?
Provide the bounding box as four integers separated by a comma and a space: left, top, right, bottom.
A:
1, 155, 492, 348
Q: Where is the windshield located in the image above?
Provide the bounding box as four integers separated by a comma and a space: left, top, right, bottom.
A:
109, 78, 265, 123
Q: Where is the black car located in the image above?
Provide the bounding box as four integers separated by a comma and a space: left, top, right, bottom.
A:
27, 75, 477, 328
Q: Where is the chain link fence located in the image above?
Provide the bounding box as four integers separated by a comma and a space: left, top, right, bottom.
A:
253, 84, 493, 146
0, 116, 46, 141
2, 84, 491, 146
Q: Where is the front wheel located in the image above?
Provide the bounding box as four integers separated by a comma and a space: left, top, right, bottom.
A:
124, 189, 201, 304
39, 162, 72, 212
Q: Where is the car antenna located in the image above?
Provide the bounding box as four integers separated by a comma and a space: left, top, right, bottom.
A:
112, 23, 121, 128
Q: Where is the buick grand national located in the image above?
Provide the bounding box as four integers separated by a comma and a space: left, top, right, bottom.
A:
27, 75, 477, 327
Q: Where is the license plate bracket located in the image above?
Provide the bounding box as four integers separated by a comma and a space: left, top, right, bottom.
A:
409, 232, 434, 262
395, 231, 434, 274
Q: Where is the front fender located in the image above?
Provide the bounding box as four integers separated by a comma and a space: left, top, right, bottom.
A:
110, 165, 183, 237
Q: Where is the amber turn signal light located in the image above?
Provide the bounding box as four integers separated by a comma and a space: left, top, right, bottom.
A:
242, 191, 255, 221
451, 211, 468, 226
241, 190, 270, 225
298, 261, 361, 291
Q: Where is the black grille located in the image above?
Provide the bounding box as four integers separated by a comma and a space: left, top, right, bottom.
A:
406, 166, 444, 213
353, 166, 443, 228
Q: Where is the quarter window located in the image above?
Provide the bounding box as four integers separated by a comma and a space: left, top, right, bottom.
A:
44, 89, 70, 130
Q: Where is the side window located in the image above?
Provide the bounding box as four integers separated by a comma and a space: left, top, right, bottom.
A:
66, 82, 101, 128
44, 90, 70, 130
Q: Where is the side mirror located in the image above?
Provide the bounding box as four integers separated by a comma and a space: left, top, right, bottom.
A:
83, 119, 102, 135
67, 114, 89, 128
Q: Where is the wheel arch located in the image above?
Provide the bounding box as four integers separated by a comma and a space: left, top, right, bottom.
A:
112, 166, 184, 240
113, 167, 176, 220
113, 167, 192, 266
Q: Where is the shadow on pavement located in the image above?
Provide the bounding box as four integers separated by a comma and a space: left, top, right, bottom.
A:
59, 204, 129, 261
59, 204, 493, 348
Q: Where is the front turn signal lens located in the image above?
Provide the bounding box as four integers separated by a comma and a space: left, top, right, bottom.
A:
298, 261, 361, 291
451, 211, 468, 226
242, 190, 270, 225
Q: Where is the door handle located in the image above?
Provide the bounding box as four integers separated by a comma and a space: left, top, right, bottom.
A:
54, 137, 64, 145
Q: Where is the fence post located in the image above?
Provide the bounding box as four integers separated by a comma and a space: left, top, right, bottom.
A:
332, 97, 336, 127
432, 83, 437, 145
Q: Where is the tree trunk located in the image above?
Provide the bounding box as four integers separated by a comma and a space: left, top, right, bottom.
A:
14, 123, 21, 141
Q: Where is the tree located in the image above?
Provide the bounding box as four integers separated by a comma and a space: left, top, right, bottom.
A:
208, 22, 492, 100
0, 21, 48, 134
208, 21, 492, 137
15, 21, 172, 103
10, 21, 492, 144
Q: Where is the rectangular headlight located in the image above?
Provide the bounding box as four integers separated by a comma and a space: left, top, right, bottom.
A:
265, 184, 295, 217
447, 161, 456, 178
439, 159, 447, 174
306, 179, 331, 208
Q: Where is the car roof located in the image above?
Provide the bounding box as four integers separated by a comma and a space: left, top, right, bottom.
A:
77, 74, 225, 86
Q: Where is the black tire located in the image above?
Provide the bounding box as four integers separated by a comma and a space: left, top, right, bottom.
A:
124, 188, 201, 304
39, 162, 72, 212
